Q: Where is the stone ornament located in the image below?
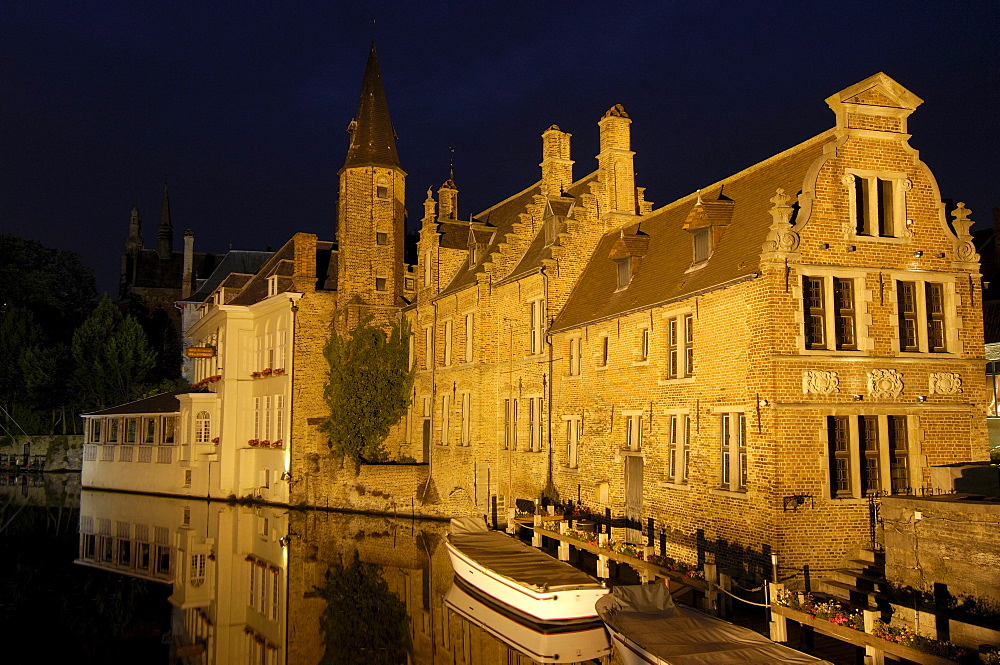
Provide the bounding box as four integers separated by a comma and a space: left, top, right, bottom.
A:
802, 370, 840, 395
951, 203, 980, 263
867, 369, 904, 398
762, 188, 800, 255
929, 372, 962, 395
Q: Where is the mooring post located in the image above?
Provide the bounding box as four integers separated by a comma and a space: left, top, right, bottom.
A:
704, 563, 718, 614
597, 554, 610, 579
768, 582, 788, 642
506, 507, 516, 534
719, 572, 733, 619
863, 609, 885, 665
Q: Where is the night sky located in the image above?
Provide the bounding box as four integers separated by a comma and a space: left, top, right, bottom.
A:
4, 1, 997, 297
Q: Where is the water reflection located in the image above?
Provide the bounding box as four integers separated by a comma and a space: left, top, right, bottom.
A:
67, 489, 609, 664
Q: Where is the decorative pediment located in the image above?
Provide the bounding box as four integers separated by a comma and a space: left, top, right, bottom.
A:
826, 72, 923, 134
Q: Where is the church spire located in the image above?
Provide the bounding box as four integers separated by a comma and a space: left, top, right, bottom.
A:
342, 42, 400, 171
157, 183, 173, 259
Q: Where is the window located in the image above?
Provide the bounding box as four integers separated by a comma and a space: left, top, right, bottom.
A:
423, 250, 432, 286
667, 315, 693, 378
276, 329, 286, 370
405, 277, 415, 290
565, 416, 582, 468
195, 411, 211, 444
89, 419, 102, 444
568, 337, 581, 376
692, 228, 711, 263
803, 276, 860, 351
827, 415, 912, 498
443, 320, 453, 366
126, 418, 137, 444
376, 176, 389, 199
668, 414, 691, 483
264, 396, 272, 441
529, 299, 545, 355
267, 275, 279, 297
275, 395, 284, 442
375, 277, 387, 292
851, 175, 900, 237
639, 328, 649, 362
254, 397, 261, 440
184, 469, 192, 487
460, 393, 471, 446
503, 398, 518, 450
599, 336, 609, 368
897, 280, 948, 353
190, 553, 206, 588
720, 412, 747, 490
376, 232, 388, 245
615, 257, 632, 290
464, 313, 474, 363
108, 419, 119, 443
423, 326, 432, 369
144, 418, 156, 444
625, 413, 642, 451
528, 397, 543, 451
441, 394, 451, 445
162, 417, 175, 444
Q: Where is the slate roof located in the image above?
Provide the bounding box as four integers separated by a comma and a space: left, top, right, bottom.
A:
82, 390, 186, 416
183, 250, 274, 303
227, 239, 336, 306
129, 249, 222, 291
342, 43, 400, 171
551, 130, 833, 333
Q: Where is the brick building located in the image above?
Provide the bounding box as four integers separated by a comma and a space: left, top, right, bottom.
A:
397, 72, 990, 576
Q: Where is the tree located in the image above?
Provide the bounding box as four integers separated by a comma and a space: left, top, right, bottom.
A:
321, 316, 414, 462
71, 296, 155, 410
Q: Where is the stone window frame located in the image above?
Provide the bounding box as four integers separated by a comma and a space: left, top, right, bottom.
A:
793, 267, 874, 356
716, 409, 747, 492
823, 411, 917, 500
843, 169, 912, 243
459, 391, 472, 446
596, 333, 610, 370
566, 335, 583, 377
375, 174, 391, 200
660, 308, 695, 382
440, 393, 451, 446
622, 410, 643, 452
664, 410, 692, 485
442, 319, 453, 367
889, 275, 960, 356
561, 414, 583, 469
463, 312, 475, 364
526, 395, 544, 452
528, 297, 546, 356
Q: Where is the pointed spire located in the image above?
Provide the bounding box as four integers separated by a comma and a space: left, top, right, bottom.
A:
342, 42, 400, 171
157, 182, 173, 259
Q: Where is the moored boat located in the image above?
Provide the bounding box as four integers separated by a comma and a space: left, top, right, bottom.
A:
444, 579, 612, 663
597, 584, 834, 665
445, 516, 608, 622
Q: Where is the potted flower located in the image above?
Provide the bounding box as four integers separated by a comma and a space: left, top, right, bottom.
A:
261, 440, 271, 448
261, 368, 272, 377
273, 439, 283, 448
273, 368, 285, 376
248, 439, 259, 447
211, 437, 220, 444
251, 371, 261, 379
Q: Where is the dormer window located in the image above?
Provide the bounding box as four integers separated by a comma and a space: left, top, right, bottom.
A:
692, 228, 711, 263
615, 257, 632, 290
267, 275, 279, 297
683, 190, 734, 269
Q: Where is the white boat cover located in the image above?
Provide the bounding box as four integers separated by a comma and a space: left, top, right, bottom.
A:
597, 585, 834, 665
448, 518, 602, 592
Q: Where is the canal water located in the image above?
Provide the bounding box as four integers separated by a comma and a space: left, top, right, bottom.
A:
0, 474, 612, 664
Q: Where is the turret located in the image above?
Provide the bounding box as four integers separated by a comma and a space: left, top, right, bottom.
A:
157, 184, 173, 260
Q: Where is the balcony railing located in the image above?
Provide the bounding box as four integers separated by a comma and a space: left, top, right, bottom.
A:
138, 446, 153, 463
156, 447, 173, 464
119, 446, 134, 462
101, 445, 116, 461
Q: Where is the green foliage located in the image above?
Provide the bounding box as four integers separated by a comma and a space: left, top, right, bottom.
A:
308, 552, 412, 665
0, 307, 41, 406
71, 296, 155, 410
0, 234, 96, 331
321, 316, 414, 462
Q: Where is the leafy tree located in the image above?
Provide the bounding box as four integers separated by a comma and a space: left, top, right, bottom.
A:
321, 316, 414, 462
308, 553, 412, 665
0, 307, 41, 407
0, 234, 96, 332
71, 296, 155, 410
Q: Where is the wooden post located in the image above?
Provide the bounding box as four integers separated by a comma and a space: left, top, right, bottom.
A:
506, 507, 516, 534
557, 521, 570, 560
704, 563, 718, 614
719, 572, 733, 620
768, 582, 788, 642
597, 554, 610, 579
863, 609, 885, 665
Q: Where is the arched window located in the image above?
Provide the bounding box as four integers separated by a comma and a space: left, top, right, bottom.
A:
195, 411, 211, 443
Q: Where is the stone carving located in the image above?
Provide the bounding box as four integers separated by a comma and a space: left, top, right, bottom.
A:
802, 370, 840, 395
762, 188, 800, 255
841, 173, 856, 187
867, 369, 904, 398
929, 372, 962, 395
951, 203, 980, 263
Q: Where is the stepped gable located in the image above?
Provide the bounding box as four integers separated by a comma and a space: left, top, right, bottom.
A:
435, 183, 542, 298
551, 132, 831, 333
498, 175, 598, 286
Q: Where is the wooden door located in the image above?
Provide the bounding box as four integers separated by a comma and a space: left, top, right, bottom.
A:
625, 455, 644, 544
422, 419, 431, 463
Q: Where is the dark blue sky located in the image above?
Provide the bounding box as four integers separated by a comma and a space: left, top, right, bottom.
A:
4, 1, 997, 297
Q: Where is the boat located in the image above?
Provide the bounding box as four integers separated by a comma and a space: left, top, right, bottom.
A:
444, 579, 612, 663
596, 584, 835, 665
445, 516, 608, 621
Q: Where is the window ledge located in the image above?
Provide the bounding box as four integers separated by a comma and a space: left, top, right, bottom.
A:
849, 234, 911, 245
709, 488, 748, 499
595, 365, 608, 371
559, 464, 580, 472
798, 348, 869, 357
657, 481, 691, 491
619, 448, 643, 456
563, 374, 582, 380
632, 360, 650, 367
659, 376, 696, 386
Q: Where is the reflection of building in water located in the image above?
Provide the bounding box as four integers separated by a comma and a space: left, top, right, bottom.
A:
75, 491, 288, 664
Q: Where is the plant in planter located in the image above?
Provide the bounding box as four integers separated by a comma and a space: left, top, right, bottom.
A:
211, 437, 220, 444
248, 439, 259, 447
261, 368, 272, 377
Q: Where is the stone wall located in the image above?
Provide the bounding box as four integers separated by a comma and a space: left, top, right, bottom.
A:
0, 434, 83, 471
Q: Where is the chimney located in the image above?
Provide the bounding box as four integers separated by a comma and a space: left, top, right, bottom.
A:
597, 104, 636, 219
540, 125, 574, 196
181, 229, 195, 299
